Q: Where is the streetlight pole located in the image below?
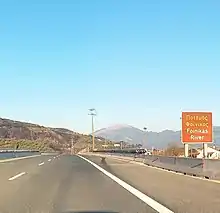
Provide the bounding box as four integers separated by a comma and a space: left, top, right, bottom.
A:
71, 135, 74, 155
143, 127, 147, 148
104, 136, 107, 150
89, 108, 97, 151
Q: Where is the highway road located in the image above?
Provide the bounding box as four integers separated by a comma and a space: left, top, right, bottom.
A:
0, 154, 158, 213
1, 154, 220, 213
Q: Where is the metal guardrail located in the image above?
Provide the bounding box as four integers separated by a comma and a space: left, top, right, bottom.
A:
93, 152, 220, 180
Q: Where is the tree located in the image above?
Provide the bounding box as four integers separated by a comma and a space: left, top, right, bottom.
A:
165, 143, 183, 156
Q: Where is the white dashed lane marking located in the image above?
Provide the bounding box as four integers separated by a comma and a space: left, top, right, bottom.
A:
8, 172, 26, 181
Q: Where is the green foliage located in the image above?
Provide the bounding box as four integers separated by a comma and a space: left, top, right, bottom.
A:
0, 139, 54, 152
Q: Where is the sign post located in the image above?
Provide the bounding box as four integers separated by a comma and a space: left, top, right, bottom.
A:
181, 112, 213, 158
203, 143, 208, 158
184, 144, 189, 157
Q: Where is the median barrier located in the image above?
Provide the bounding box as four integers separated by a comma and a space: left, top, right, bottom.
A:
41, 152, 59, 156
0, 150, 40, 160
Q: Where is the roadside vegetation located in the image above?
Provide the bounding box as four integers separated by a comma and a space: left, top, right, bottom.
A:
0, 118, 115, 153
0, 139, 57, 152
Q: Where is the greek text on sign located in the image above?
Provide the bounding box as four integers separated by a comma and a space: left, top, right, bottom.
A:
182, 112, 212, 143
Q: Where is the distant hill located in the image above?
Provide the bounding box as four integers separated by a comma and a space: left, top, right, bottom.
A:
0, 118, 108, 152
95, 124, 220, 149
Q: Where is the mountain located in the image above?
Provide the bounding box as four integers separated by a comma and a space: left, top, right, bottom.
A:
95, 124, 144, 143
0, 117, 107, 152
95, 125, 220, 149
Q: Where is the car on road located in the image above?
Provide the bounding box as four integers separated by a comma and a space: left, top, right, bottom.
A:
135, 148, 152, 155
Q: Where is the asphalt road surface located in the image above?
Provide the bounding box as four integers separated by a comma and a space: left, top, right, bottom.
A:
2, 154, 220, 213
0, 154, 158, 213
85, 155, 220, 213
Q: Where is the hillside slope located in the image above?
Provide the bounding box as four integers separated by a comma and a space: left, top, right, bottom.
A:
0, 118, 105, 152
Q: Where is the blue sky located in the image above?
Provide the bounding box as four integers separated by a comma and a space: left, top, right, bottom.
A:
0, 0, 220, 133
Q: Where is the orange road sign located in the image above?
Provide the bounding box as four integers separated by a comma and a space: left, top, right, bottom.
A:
181, 112, 212, 143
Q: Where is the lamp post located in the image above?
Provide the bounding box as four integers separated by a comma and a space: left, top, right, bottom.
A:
143, 127, 147, 148
88, 108, 97, 151
71, 135, 74, 155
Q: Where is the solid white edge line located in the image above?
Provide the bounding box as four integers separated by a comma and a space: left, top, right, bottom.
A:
77, 155, 174, 213
38, 162, 44, 166
8, 172, 26, 181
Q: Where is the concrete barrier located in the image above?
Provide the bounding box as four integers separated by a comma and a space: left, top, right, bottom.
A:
0, 150, 40, 160
92, 152, 220, 180
203, 159, 220, 179
41, 152, 59, 156
143, 155, 204, 169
